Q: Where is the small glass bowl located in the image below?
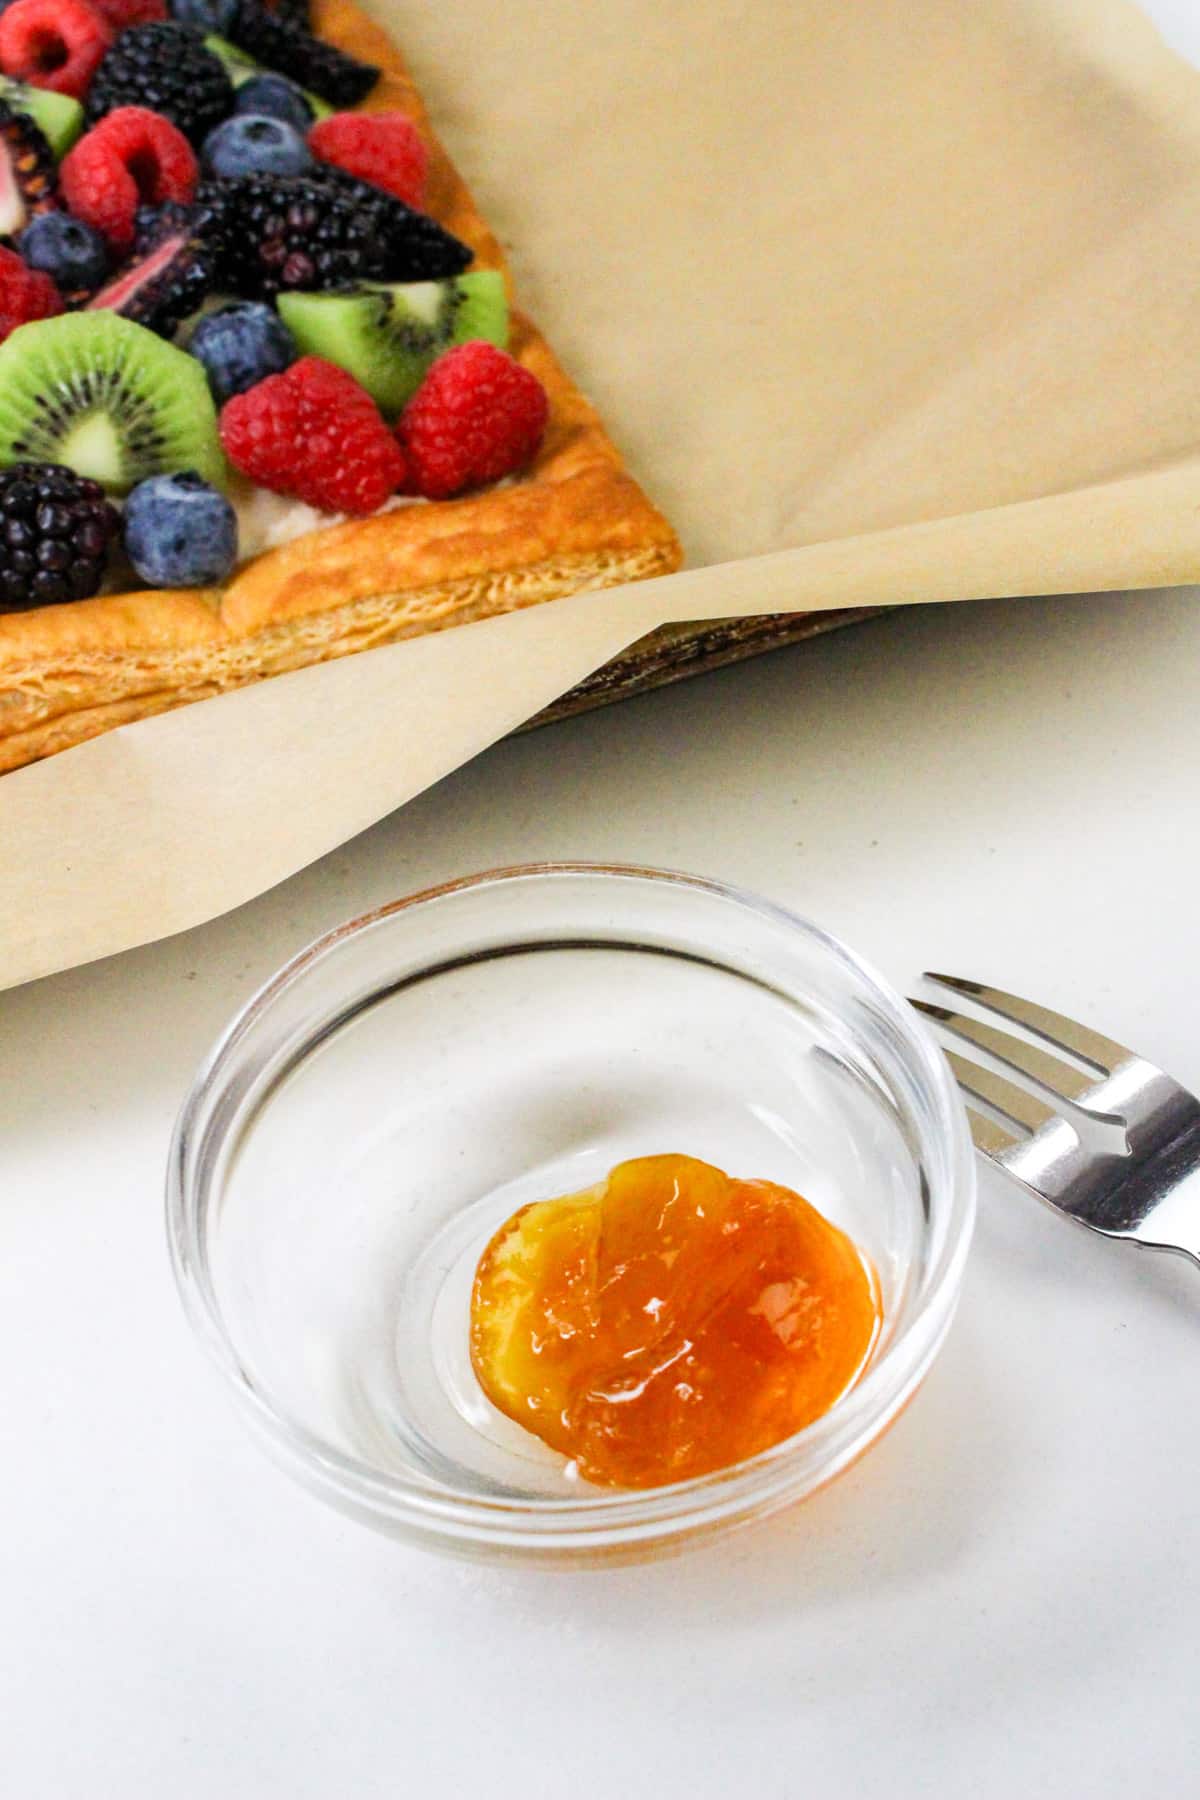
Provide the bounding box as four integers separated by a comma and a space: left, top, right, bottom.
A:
167, 865, 975, 1564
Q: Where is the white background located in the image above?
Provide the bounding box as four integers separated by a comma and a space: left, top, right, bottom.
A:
4, 1, 1200, 1792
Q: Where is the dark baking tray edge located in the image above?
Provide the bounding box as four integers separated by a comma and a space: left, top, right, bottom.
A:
526, 609, 887, 729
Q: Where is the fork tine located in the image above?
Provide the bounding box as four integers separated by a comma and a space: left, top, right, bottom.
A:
940, 1046, 1061, 1135
962, 1104, 1024, 1159
911, 998, 1103, 1107
922, 973, 1133, 1075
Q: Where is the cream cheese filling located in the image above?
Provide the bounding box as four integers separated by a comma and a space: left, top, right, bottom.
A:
228, 475, 428, 559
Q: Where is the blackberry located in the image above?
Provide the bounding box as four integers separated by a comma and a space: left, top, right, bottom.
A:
314, 166, 473, 277
229, 0, 379, 108
85, 205, 222, 338
270, 0, 311, 28
0, 101, 57, 246
0, 462, 120, 611
201, 171, 471, 299
86, 23, 236, 147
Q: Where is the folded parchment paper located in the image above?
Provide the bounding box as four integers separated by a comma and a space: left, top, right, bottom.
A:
4, 0, 1200, 988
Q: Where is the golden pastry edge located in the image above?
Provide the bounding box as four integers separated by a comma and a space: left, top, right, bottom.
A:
0, 0, 682, 771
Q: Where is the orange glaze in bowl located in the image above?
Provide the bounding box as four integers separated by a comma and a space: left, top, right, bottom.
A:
470, 1153, 881, 1489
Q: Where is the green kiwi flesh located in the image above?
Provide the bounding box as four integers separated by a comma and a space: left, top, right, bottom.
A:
277, 271, 509, 416
0, 313, 226, 494
204, 35, 334, 120
0, 77, 84, 159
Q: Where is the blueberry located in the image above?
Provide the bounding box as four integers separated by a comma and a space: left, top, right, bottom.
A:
234, 73, 315, 134
168, 0, 240, 31
201, 114, 314, 180
123, 473, 238, 588
17, 214, 111, 294
189, 302, 296, 406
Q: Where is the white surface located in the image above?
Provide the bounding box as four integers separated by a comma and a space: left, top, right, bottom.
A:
7, 2, 1200, 1791
7, 590, 1200, 1797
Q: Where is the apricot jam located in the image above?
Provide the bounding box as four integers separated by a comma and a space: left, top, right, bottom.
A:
469, 1153, 881, 1489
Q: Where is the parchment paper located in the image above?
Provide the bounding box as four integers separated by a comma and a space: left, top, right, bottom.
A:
5, 0, 1200, 988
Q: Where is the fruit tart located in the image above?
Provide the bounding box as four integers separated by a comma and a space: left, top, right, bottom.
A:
0, 0, 680, 772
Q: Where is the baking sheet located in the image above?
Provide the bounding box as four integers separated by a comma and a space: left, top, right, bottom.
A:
5, 0, 1200, 988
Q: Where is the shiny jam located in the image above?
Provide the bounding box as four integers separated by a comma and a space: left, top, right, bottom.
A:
469, 1153, 881, 1489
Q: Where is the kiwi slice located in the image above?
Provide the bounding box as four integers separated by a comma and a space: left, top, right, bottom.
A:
0, 78, 84, 160
277, 270, 509, 415
204, 34, 333, 120
0, 313, 226, 494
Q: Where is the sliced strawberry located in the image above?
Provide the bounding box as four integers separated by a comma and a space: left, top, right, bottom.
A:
0, 98, 56, 241
86, 213, 217, 336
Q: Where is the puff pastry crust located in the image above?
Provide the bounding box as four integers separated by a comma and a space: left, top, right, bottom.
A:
0, 0, 681, 773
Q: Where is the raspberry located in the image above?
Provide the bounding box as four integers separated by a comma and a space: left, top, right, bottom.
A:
92, 0, 166, 25
308, 112, 428, 209
221, 356, 408, 515
0, 0, 111, 102
397, 342, 549, 500
0, 240, 59, 341
61, 107, 197, 253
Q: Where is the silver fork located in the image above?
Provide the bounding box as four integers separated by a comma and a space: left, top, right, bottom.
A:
910, 974, 1200, 1270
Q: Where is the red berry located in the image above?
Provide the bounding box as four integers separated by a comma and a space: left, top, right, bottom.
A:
397, 342, 549, 500
308, 111, 429, 209
91, 0, 167, 25
221, 357, 409, 516
0, 0, 112, 102
61, 107, 197, 253
0, 243, 61, 344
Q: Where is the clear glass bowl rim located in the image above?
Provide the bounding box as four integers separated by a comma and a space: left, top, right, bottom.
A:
166, 862, 976, 1554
